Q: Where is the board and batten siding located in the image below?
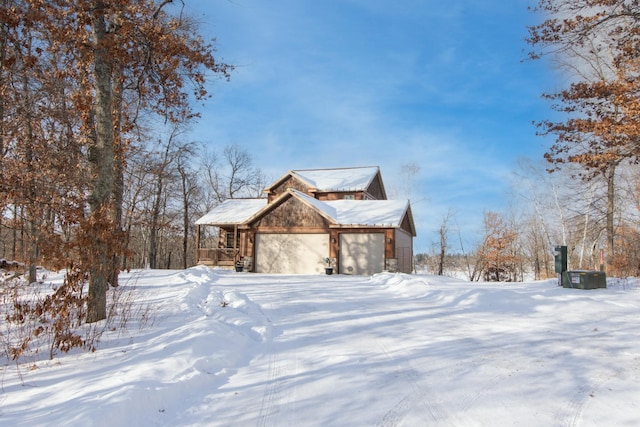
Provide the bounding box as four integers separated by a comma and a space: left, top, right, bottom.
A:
395, 228, 413, 273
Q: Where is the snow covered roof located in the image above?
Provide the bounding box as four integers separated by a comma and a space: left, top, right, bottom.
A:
195, 199, 267, 225
328, 199, 409, 227
291, 166, 379, 191
265, 166, 381, 194
292, 190, 409, 227
195, 186, 412, 232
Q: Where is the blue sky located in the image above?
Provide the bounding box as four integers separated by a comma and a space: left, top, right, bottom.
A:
180, 0, 556, 253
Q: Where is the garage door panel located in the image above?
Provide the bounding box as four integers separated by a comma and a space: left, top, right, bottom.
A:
255, 234, 329, 274
339, 233, 384, 275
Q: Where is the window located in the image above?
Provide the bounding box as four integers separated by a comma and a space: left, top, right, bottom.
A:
344, 194, 355, 200
225, 232, 236, 248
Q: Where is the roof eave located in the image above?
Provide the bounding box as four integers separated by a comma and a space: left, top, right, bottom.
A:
329, 224, 400, 229
403, 204, 417, 236
262, 171, 294, 193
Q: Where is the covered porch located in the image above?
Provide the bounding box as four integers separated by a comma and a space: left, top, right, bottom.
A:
194, 198, 267, 269
195, 224, 241, 268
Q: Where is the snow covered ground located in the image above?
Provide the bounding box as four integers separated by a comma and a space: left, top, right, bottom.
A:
2, 267, 640, 426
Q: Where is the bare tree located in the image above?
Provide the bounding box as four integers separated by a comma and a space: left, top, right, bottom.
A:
177, 149, 199, 270
436, 210, 455, 276
202, 144, 266, 202
146, 124, 197, 270
475, 211, 522, 282
528, 0, 640, 272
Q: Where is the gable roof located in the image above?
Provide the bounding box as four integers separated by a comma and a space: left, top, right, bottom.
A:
265, 166, 382, 193
196, 190, 415, 235
195, 199, 267, 226
292, 166, 380, 192
278, 189, 412, 229
328, 199, 410, 227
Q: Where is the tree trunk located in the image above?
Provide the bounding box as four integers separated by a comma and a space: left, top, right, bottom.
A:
19, 49, 40, 285
87, 3, 115, 323
437, 211, 450, 276
149, 176, 162, 270
606, 163, 616, 270
109, 60, 125, 287
179, 162, 189, 269
149, 130, 177, 269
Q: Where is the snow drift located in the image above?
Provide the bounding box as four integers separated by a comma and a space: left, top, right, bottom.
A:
2, 267, 639, 426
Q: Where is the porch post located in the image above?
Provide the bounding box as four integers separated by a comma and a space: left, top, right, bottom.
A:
234, 224, 239, 261
195, 224, 201, 264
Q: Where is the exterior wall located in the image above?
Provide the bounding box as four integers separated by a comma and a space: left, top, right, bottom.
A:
315, 191, 363, 201
385, 229, 395, 259
242, 228, 255, 270
314, 176, 385, 201
395, 228, 413, 273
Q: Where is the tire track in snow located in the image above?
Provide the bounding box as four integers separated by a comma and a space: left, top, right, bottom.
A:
356, 306, 465, 427
256, 346, 283, 427
255, 304, 299, 426
557, 383, 591, 427
373, 336, 449, 427
375, 376, 445, 427
553, 367, 623, 427
455, 349, 521, 413
549, 333, 640, 427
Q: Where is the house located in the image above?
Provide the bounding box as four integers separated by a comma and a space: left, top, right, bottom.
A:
195, 166, 416, 275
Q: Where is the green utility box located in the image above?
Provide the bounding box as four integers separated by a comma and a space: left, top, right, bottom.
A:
554, 245, 570, 287
554, 246, 567, 274
563, 270, 607, 290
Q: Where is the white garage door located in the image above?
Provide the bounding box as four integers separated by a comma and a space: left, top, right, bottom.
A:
339, 233, 385, 275
255, 234, 329, 274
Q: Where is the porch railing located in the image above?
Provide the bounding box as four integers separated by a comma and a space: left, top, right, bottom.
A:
196, 248, 238, 266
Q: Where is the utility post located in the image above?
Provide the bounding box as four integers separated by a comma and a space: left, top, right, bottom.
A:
554, 246, 568, 287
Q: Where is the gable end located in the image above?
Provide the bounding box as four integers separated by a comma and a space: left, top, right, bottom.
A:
400, 205, 416, 236
253, 196, 329, 229
267, 175, 313, 202
365, 173, 386, 200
